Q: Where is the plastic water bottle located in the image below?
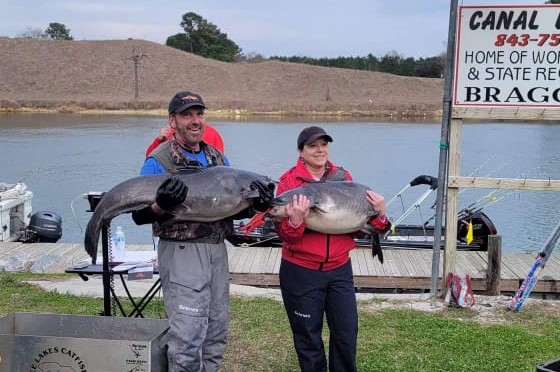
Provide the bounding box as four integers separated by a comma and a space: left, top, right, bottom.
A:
112, 226, 126, 262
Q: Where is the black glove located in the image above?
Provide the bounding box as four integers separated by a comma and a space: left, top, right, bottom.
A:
156, 176, 188, 211
132, 205, 159, 225
250, 180, 275, 212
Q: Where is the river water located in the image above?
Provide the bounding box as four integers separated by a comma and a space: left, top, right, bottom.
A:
1, 113, 559, 253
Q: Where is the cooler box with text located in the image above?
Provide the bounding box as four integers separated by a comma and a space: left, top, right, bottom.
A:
0, 312, 169, 372
538, 358, 560, 372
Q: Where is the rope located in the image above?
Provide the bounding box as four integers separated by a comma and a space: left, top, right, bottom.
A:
239, 235, 278, 248
107, 224, 117, 316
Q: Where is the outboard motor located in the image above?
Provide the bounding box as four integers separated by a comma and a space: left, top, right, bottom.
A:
20, 211, 63, 243
457, 211, 497, 251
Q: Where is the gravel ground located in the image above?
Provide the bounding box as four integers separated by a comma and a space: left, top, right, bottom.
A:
26, 276, 560, 325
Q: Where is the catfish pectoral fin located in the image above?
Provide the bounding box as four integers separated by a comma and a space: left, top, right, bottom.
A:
371, 233, 383, 264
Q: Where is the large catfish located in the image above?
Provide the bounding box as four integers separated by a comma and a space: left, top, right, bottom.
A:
84, 166, 275, 261
267, 180, 386, 263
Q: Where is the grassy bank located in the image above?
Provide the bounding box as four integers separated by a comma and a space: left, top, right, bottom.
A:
1, 273, 559, 371
0, 105, 443, 119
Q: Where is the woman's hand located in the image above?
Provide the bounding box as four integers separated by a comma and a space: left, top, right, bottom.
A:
159, 126, 173, 141
366, 190, 386, 217
285, 194, 310, 226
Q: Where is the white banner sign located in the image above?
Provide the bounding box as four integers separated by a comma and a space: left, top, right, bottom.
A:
454, 5, 560, 107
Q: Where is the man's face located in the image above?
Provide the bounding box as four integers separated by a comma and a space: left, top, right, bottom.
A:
170, 107, 205, 150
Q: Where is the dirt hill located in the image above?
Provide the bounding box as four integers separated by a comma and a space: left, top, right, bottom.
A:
0, 38, 444, 117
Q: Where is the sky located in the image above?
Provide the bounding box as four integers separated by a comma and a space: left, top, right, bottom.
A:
0, 0, 549, 59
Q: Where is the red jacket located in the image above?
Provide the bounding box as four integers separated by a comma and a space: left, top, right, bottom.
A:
145, 124, 225, 157
275, 158, 387, 271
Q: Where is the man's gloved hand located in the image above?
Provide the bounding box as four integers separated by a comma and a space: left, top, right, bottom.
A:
156, 176, 188, 211
250, 180, 275, 212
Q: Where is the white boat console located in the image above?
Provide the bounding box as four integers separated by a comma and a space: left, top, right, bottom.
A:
0, 182, 33, 242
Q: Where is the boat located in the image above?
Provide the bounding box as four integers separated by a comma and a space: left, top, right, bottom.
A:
0, 181, 63, 243
226, 175, 498, 251
227, 210, 497, 251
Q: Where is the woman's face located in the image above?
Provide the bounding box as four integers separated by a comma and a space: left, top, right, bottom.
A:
299, 138, 330, 169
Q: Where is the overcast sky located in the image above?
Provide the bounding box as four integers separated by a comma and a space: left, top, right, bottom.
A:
0, 0, 547, 58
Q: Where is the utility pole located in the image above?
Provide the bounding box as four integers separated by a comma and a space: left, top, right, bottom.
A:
431, 0, 458, 297
126, 47, 147, 99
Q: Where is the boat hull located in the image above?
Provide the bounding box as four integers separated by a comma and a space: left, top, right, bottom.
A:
227, 211, 497, 251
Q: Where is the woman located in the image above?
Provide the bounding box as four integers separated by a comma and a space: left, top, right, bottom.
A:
274, 126, 390, 372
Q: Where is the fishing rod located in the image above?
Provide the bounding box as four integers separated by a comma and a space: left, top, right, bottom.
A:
459, 170, 526, 208
0, 164, 46, 201
456, 189, 515, 220
0, 166, 43, 201
457, 161, 509, 197
419, 187, 513, 229
425, 169, 525, 225
454, 171, 537, 220
17, 165, 41, 184
507, 219, 560, 312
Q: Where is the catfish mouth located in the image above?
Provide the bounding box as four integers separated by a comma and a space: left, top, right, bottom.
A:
270, 194, 291, 208
270, 198, 287, 207
268, 194, 294, 218
267, 204, 288, 219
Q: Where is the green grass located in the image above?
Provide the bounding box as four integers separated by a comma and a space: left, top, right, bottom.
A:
1, 273, 559, 371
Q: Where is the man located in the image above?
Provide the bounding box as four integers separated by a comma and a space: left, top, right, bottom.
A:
132, 90, 273, 371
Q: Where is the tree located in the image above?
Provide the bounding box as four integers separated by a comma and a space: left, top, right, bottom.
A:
166, 33, 188, 51
240, 52, 266, 63
166, 12, 242, 62
415, 56, 444, 78
378, 51, 403, 75
45, 22, 73, 40
16, 27, 48, 39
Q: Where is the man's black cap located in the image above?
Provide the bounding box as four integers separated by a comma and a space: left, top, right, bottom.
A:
168, 91, 206, 114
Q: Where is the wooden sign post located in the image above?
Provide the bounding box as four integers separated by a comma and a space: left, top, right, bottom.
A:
440, 4, 560, 295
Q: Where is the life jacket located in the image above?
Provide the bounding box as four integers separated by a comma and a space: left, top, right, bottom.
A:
150, 139, 224, 172
150, 139, 232, 242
